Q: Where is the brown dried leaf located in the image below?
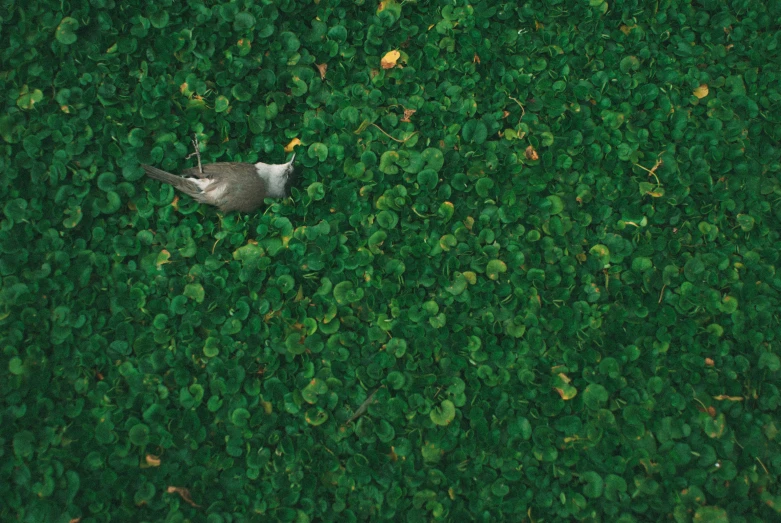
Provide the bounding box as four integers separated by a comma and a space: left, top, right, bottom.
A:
167, 486, 200, 508
401, 108, 416, 122
713, 395, 744, 401
381, 50, 401, 69
525, 145, 539, 160
315, 63, 328, 80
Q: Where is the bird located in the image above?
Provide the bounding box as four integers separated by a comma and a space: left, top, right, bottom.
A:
141, 153, 297, 213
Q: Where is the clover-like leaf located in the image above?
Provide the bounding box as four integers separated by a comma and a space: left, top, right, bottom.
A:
589, 244, 610, 268
462, 120, 488, 144
308, 142, 328, 162
305, 407, 328, 426
430, 400, 456, 426
215, 95, 230, 113
16, 86, 43, 110
581, 471, 604, 498
183, 283, 205, 303
301, 378, 328, 404
56, 17, 79, 45
486, 259, 507, 280
129, 423, 150, 446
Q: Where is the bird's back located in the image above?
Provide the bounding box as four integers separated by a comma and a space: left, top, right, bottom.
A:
182, 163, 268, 213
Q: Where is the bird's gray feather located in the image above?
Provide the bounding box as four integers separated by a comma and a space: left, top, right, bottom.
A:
142, 155, 295, 213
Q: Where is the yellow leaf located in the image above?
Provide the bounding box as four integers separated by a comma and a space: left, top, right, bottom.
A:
555, 386, 578, 400
713, 395, 743, 401
145, 454, 161, 467
284, 138, 301, 152
156, 249, 171, 268
381, 50, 401, 69
693, 84, 709, 99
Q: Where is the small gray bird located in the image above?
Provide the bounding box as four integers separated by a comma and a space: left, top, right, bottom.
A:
142, 154, 297, 213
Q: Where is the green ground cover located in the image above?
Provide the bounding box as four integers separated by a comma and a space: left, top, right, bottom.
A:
2, 0, 781, 521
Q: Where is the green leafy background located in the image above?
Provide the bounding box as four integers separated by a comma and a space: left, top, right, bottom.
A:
2, 0, 781, 521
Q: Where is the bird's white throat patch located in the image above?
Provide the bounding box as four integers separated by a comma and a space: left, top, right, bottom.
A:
255, 161, 289, 198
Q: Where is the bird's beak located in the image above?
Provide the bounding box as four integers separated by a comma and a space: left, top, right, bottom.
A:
288, 153, 296, 164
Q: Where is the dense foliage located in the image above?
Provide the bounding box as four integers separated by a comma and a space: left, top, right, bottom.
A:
2, 0, 781, 521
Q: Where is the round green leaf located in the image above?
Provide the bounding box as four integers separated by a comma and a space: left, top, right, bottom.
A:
581, 471, 604, 498
9, 357, 24, 375
56, 17, 80, 45
386, 371, 406, 390
486, 259, 507, 280
215, 96, 230, 113
232, 83, 253, 102
417, 169, 438, 190
203, 337, 220, 358
307, 182, 325, 200
589, 244, 610, 267
462, 120, 487, 144
184, 283, 205, 303
231, 408, 251, 427
759, 352, 780, 372
583, 384, 608, 409
305, 407, 328, 426
13, 431, 35, 458
430, 400, 456, 426
150, 11, 170, 29
736, 214, 754, 232
546, 195, 564, 214
129, 423, 150, 446
475, 177, 495, 197
308, 143, 328, 162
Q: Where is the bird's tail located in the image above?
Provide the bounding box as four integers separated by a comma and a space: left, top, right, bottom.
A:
142, 165, 201, 197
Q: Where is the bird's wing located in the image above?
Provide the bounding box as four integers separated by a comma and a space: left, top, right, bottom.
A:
142, 165, 203, 198
213, 170, 269, 213
180, 163, 249, 178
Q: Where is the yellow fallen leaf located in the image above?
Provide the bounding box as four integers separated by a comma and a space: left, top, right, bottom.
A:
284, 138, 301, 152
167, 487, 200, 507
713, 395, 743, 401
378, 0, 391, 12
145, 454, 161, 466
693, 84, 709, 98
381, 50, 401, 69
156, 249, 171, 268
